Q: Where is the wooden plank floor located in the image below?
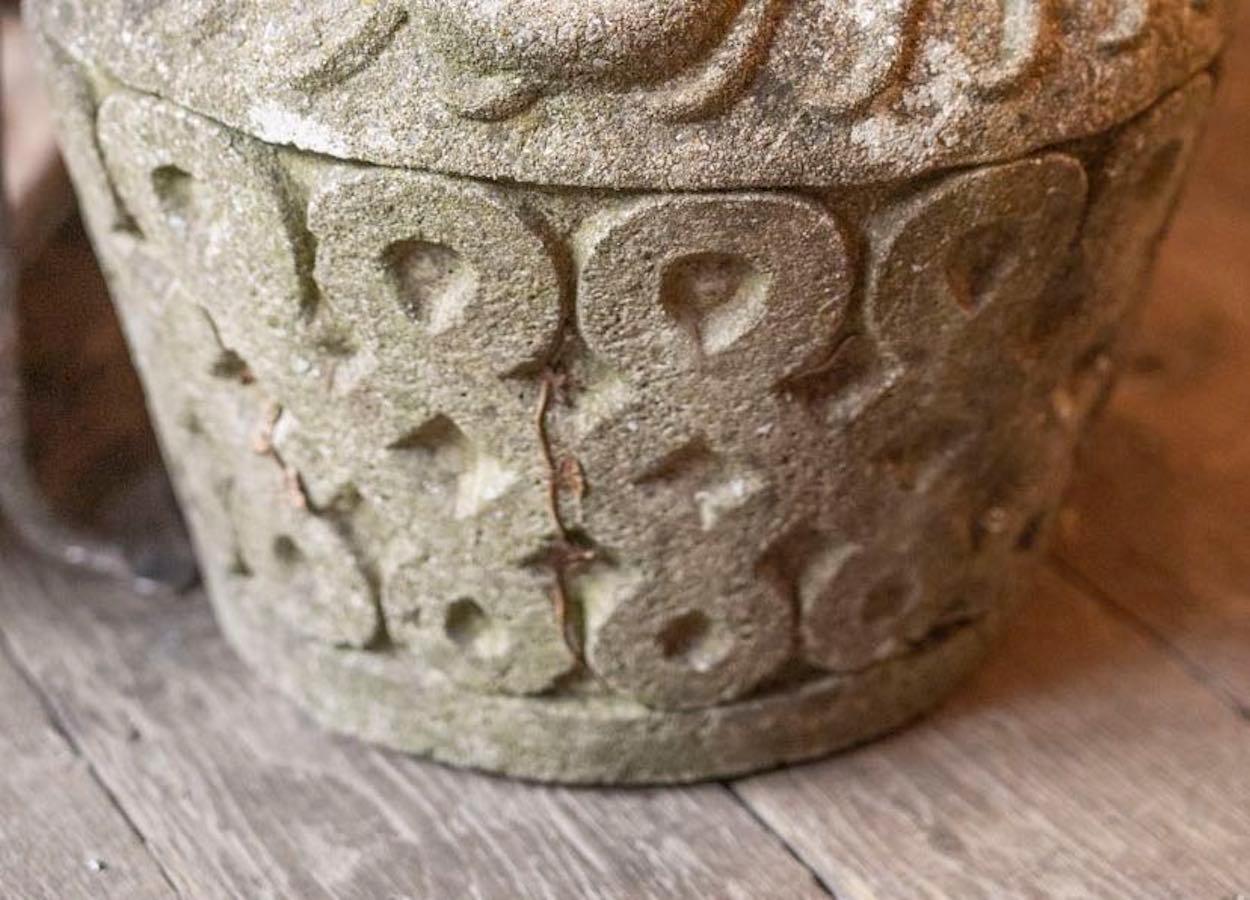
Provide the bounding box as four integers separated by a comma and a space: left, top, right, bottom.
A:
2, 12, 1249, 900
0, 548, 829, 900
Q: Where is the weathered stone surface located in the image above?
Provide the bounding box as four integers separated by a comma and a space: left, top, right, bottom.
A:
31, 0, 1231, 188
30, 0, 1225, 782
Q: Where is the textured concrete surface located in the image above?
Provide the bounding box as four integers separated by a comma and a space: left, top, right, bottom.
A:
31, 0, 1224, 781
33, 0, 1231, 188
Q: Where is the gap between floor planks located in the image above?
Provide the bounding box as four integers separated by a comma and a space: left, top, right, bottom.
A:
735, 562, 1250, 899
0, 622, 178, 899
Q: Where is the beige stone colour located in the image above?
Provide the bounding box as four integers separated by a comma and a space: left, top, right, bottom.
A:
29, 0, 1230, 782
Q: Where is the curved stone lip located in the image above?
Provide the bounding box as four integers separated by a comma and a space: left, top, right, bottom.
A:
211, 579, 1003, 784
33, 0, 1229, 190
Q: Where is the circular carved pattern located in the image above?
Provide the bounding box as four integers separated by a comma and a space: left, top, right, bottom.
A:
310, 168, 562, 381
229, 493, 378, 649
96, 93, 314, 383
865, 154, 1089, 380
310, 167, 570, 695
578, 551, 794, 710
1082, 76, 1214, 339
570, 194, 852, 707
573, 192, 852, 513
76, 78, 1216, 722
579, 193, 848, 379
797, 541, 929, 671
385, 558, 576, 695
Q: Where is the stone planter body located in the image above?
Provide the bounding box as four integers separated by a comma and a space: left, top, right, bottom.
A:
32, 0, 1229, 782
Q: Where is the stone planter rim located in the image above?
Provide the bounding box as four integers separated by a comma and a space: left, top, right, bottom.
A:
31, 0, 1232, 190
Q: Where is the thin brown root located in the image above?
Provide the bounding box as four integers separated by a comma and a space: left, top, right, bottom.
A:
534, 368, 595, 663
251, 403, 311, 510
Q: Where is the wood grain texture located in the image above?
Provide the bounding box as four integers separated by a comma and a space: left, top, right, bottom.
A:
1054, 2, 1250, 711
734, 566, 1250, 899
0, 538, 829, 900
0, 632, 175, 899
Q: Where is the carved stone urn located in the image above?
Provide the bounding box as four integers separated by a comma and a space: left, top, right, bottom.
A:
31, 0, 1229, 782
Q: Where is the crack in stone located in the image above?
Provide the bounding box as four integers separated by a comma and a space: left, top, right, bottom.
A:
534, 368, 597, 664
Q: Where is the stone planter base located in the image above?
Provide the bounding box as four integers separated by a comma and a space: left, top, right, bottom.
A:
33, 0, 1226, 782
218, 577, 1002, 783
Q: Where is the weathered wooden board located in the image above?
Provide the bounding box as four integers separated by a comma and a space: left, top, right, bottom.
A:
734, 565, 1250, 899
0, 538, 829, 900
0, 634, 175, 900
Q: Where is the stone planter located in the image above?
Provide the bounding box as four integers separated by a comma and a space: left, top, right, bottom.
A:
32, 0, 1229, 782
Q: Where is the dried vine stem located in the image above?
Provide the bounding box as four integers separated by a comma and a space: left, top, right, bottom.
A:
534, 368, 595, 661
